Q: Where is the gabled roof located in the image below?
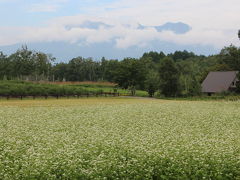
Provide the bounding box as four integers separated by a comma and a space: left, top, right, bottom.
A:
201, 71, 238, 93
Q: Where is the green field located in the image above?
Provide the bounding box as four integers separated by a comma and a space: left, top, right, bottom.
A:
0, 98, 240, 179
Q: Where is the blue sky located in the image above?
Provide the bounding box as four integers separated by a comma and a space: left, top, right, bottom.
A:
0, 0, 239, 61
0, 0, 116, 26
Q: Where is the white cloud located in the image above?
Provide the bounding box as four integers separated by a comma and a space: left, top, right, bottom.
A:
0, 0, 240, 49
99, 0, 240, 29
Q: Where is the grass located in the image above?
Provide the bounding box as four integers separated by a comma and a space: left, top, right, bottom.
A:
0, 98, 240, 179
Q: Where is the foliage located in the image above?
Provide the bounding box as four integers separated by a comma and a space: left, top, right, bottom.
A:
1, 45, 240, 97
113, 58, 147, 90
177, 60, 201, 96
219, 45, 240, 70
159, 57, 181, 97
168, 50, 199, 61
0, 81, 149, 98
0, 81, 88, 97
144, 70, 159, 97
142, 51, 166, 63
5, 46, 54, 81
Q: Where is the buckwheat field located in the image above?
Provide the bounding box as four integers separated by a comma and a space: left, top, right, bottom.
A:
0, 98, 240, 179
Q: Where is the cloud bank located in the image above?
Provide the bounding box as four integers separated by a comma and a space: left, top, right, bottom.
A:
0, 0, 239, 51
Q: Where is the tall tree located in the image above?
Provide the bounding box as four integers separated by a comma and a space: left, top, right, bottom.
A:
159, 57, 180, 97
103, 59, 120, 82
169, 50, 197, 61
34, 52, 55, 81
145, 70, 159, 97
53, 63, 68, 81
177, 60, 201, 95
142, 51, 165, 63
8, 46, 35, 80
0, 52, 9, 79
114, 58, 147, 94
66, 57, 100, 81
219, 45, 240, 70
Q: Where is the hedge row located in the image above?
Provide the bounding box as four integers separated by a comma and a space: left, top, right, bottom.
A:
0, 81, 102, 97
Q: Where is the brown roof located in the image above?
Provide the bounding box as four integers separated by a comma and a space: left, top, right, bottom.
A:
201, 71, 238, 93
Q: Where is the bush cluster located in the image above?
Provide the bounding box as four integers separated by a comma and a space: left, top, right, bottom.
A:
0, 81, 98, 97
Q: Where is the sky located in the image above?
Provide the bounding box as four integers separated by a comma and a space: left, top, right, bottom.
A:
0, 0, 240, 61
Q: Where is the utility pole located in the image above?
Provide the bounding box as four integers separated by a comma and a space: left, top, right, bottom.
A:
238, 30, 240, 40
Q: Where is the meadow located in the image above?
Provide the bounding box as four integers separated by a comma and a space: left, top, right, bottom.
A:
0, 98, 240, 179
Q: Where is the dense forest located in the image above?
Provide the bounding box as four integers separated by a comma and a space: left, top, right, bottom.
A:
0, 45, 240, 97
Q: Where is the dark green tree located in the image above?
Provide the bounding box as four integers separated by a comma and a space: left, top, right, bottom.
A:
142, 51, 165, 63
177, 60, 201, 96
114, 58, 147, 93
219, 45, 240, 70
169, 50, 197, 61
8, 46, 35, 80
34, 52, 55, 81
159, 57, 180, 97
145, 70, 159, 97
53, 63, 68, 81
0, 52, 10, 79
102, 59, 120, 82
65, 57, 100, 81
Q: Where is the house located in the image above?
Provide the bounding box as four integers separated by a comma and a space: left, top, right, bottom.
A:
201, 71, 239, 95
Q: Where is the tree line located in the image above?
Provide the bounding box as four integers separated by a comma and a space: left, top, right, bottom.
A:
1, 45, 240, 97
